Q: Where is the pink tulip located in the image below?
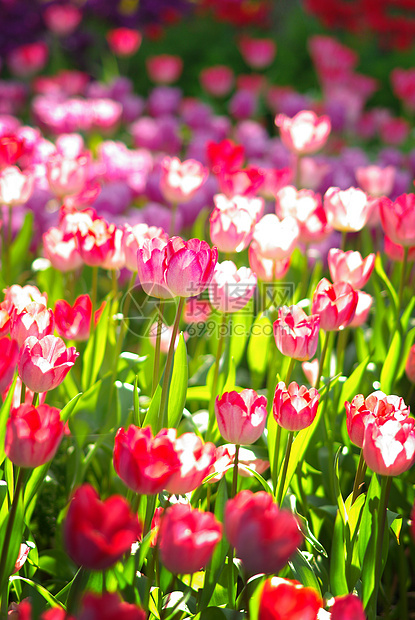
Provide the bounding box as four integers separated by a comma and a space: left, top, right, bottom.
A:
76, 216, 116, 268
224, 490, 302, 575
311, 278, 358, 331
113, 425, 181, 495
324, 187, 372, 232
209, 195, 257, 254
275, 110, 331, 155
159, 504, 222, 574
209, 261, 257, 314
379, 193, 415, 247
160, 156, 208, 204
348, 291, 373, 328
7, 42, 48, 77
5, 404, 64, 468
215, 389, 268, 445
106, 28, 142, 57
405, 344, 415, 383
164, 237, 218, 298
238, 36, 276, 69
302, 359, 319, 388
43, 4, 82, 36
160, 430, 216, 495
46, 154, 89, 199
248, 242, 291, 282
253, 213, 299, 261
136, 237, 172, 299
345, 391, 410, 449
146, 55, 183, 84
42, 227, 83, 272
273, 381, 320, 431
13, 544, 30, 574
363, 417, 415, 476
4, 285, 47, 314
122, 223, 168, 273
54, 295, 104, 341
355, 165, 396, 197
207, 139, 245, 175
10, 303, 55, 348
18, 335, 79, 393
0, 166, 34, 206
328, 249, 375, 289
273, 306, 320, 361
276, 185, 331, 244
0, 336, 19, 392
200, 65, 234, 97
101, 227, 126, 271
384, 235, 415, 262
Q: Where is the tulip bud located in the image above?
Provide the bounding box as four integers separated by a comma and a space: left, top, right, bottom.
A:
363, 417, 415, 476
273, 381, 320, 431
18, 335, 79, 393
273, 306, 320, 362
215, 389, 268, 445
311, 278, 358, 331
275, 110, 331, 155
328, 249, 375, 289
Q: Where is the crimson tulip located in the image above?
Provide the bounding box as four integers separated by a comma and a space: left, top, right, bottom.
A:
273, 382, 320, 432
164, 237, 218, 298
259, 577, 323, 620
0, 335, 19, 391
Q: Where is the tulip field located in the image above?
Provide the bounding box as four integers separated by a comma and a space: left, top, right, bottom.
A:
1, 1, 415, 618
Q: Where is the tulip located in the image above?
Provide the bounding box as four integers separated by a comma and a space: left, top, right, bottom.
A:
146, 55, 183, 84
330, 594, 366, 620
218, 164, 264, 198
137, 237, 172, 299
224, 490, 302, 575
54, 295, 104, 341
18, 335, 79, 393
324, 187, 372, 232
0, 301, 11, 337
106, 28, 142, 57
253, 213, 299, 261
160, 430, 216, 495
209, 196, 257, 254
276, 186, 331, 244
328, 249, 375, 289
113, 425, 181, 495
43, 4, 82, 36
200, 65, 234, 97
363, 417, 415, 476
0, 166, 34, 206
379, 193, 415, 247
13, 543, 30, 574
348, 291, 373, 328
405, 344, 415, 383
10, 302, 55, 348
273, 381, 320, 432
4, 284, 48, 314
42, 227, 83, 272
273, 306, 320, 361
238, 36, 276, 69
164, 237, 218, 298
311, 278, 358, 331
78, 592, 146, 620
258, 577, 323, 620
302, 358, 319, 388
215, 389, 268, 445
5, 404, 64, 468
160, 156, 208, 204
384, 235, 415, 262
122, 223, 168, 273
0, 336, 19, 391
158, 504, 222, 574
0, 134, 24, 168
64, 484, 141, 570
76, 216, 116, 268
101, 226, 126, 271
209, 261, 257, 314
345, 391, 410, 449
206, 139, 245, 175
46, 154, 89, 199
275, 110, 331, 155
248, 241, 291, 282
355, 164, 396, 197
7, 42, 48, 77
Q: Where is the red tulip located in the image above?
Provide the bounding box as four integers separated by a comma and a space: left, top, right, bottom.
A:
10, 302, 55, 348
54, 295, 104, 341
113, 425, 181, 495
75, 215, 116, 268
5, 404, 64, 468
273, 306, 320, 362
106, 28, 142, 57
273, 382, 320, 432
224, 490, 302, 575
206, 139, 245, 175
330, 594, 366, 620
18, 335, 79, 392
345, 391, 410, 448
328, 249, 375, 289
0, 335, 19, 391
215, 389, 267, 445
164, 237, 218, 298
311, 278, 358, 331
64, 484, 141, 570
379, 193, 415, 247
158, 504, 222, 574
259, 577, 323, 620
275, 110, 331, 155
77, 592, 146, 620
0, 134, 25, 169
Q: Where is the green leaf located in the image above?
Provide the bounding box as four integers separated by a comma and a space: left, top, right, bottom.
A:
10, 212, 33, 281
142, 384, 162, 434
81, 297, 111, 390
380, 330, 401, 394
0, 375, 17, 467
238, 465, 273, 494
10, 576, 66, 610
247, 313, 273, 386
330, 509, 348, 596
374, 253, 398, 321
229, 300, 254, 367
186, 385, 211, 401
337, 357, 369, 415
289, 550, 321, 594
167, 333, 188, 429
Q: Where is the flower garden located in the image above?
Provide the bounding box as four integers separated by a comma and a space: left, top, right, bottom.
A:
0, 0, 415, 618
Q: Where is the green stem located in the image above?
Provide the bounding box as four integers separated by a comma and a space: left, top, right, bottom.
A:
351, 449, 367, 504
276, 431, 294, 506
398, 246, 409, 316
316, 330, 331, 389
231, 445, 240, 498
158, 297, 185, 431
272, 425, 282, 497
369, 475, 393, 620
32, 392, 39, 407
341, 231, 348, 251
152, 299, 165, 397
20, 382, 26, 405
285, 357, 296, 386
335, 328, 348, 378
90, 266, 99, 335
0, 468, 25, 603
206, 313, 228, 442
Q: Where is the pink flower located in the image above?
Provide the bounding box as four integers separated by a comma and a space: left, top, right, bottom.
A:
324, 187, 372, 232
302, 359, 319, 388
224, 490, 302, 575
209, 195, 257, 254
379, 193, 415, 247
5, 404, 64, 468
10, 302, 55, 348
54, 295, 104, 341
273, 381, 320, 432
259, 577, 323, 620
276, 186, 331, 244
7, 42, 48, 77
160, 156, 208, 204
238, 36, 276, 69
215, 389, 268, 445
248, 242, 291, 282
43, 4, 82, 36
355, 165, 396, 197
207, 139, 245, 175
273, 306, 320, 362
0, 166, 34, 206
0, 336, 19, 392
330, 594, 366, 620
106, 28, 142, 57
253, 213, 299, 260
122, 223, 168, 273
136, 237, 171, 299
209, 261, 257, 314
384, 235, 415, 262
275, 110, 331, 155
13, 544, 30, 574
76, 215, 116, 268
161, 430, 216, 495
347, 291, 373, 328
146, 55, 183, 84
46, 153, 89, 199
200, 65, 234, 97
164, 237, 218, 298
405, 344, 415, 383
113, 425, 181, 495
363, 417, 415, 476
345, 391, 410, 449
42, 227, 83, 272
4, 284, 47, 314
18, 335, 79, 393
328, 249, 375, 289
159, 504, 222, 574
311, 278, 358, 331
